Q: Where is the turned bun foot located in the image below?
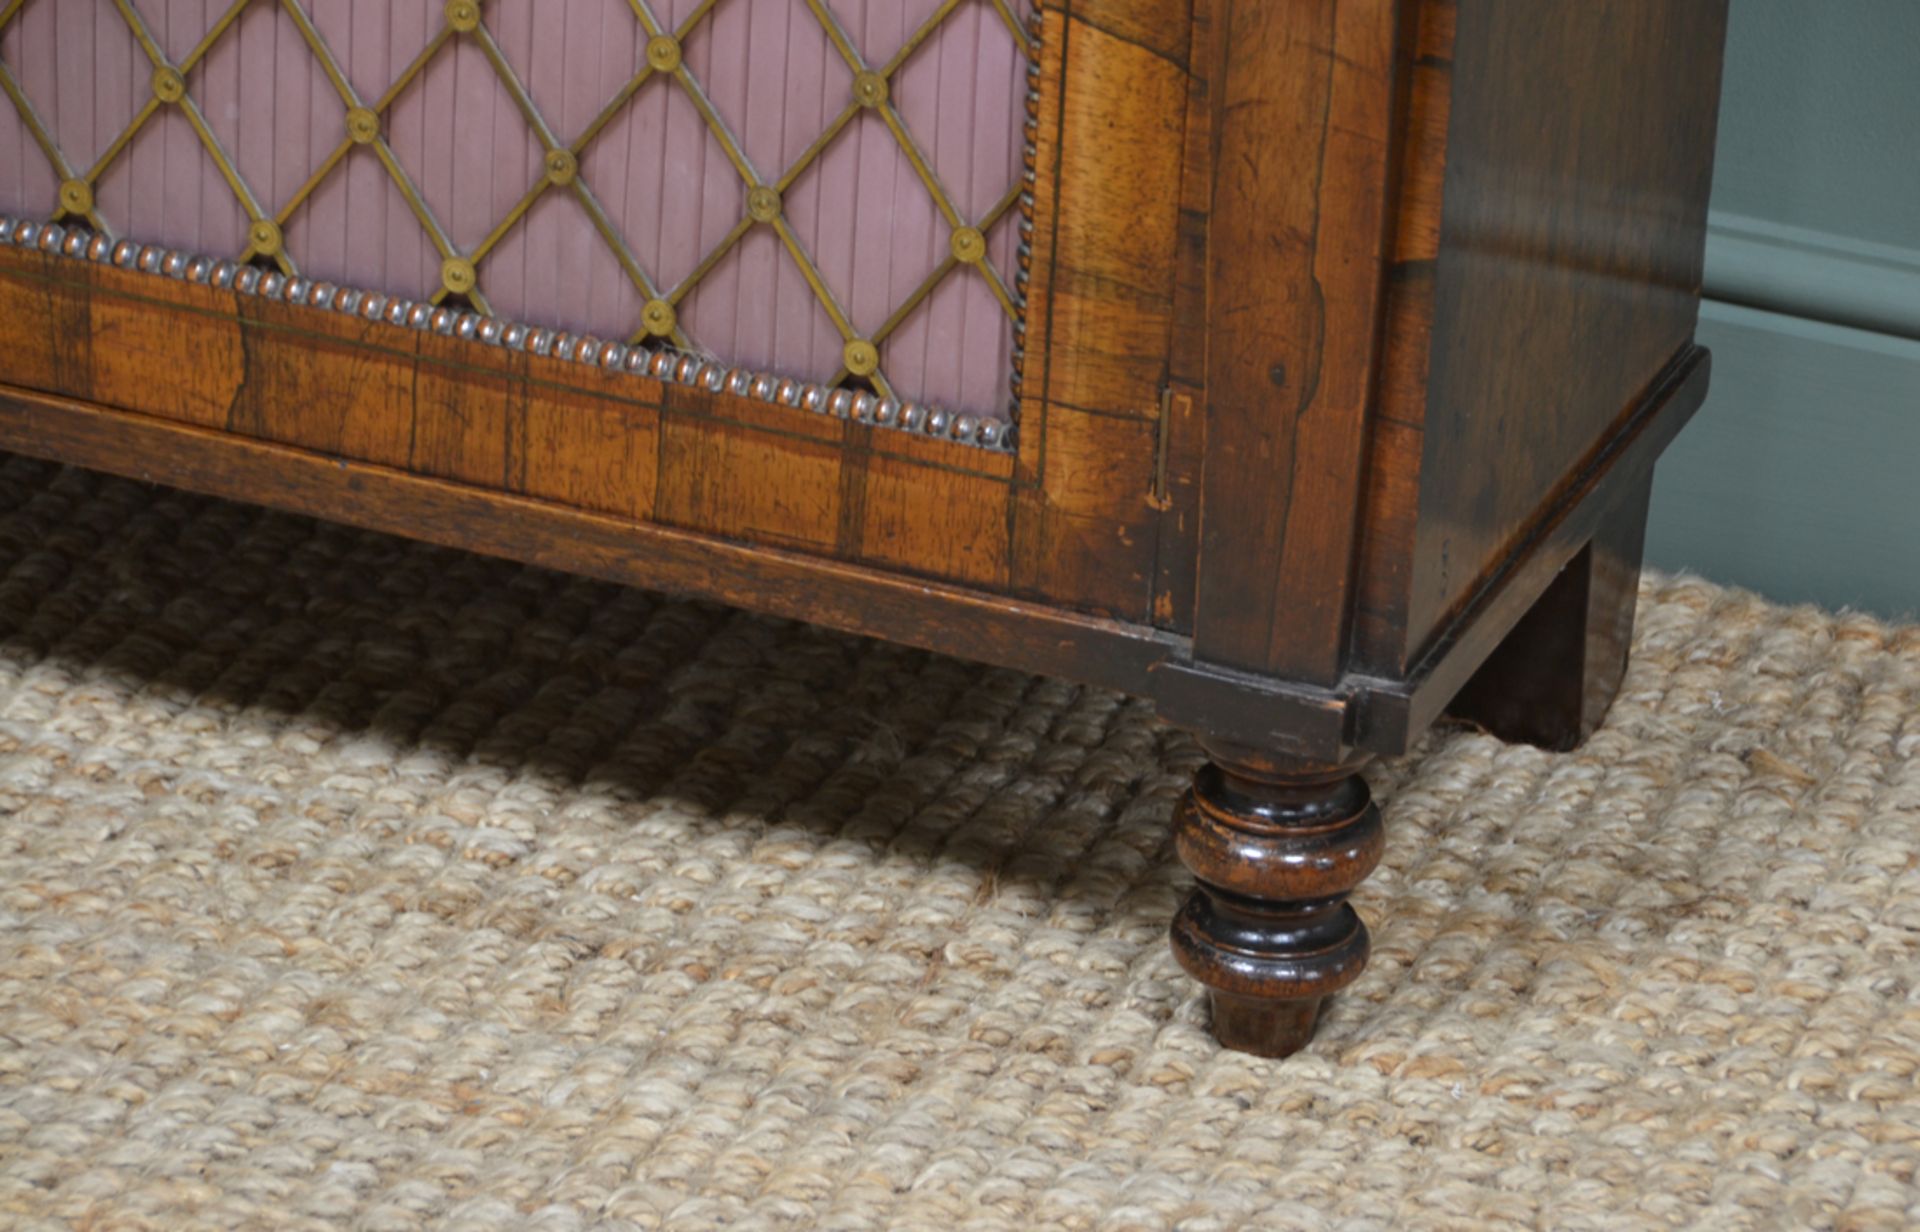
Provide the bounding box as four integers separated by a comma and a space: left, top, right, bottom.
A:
1207, 991, 1323, 1058
1169, 751, 1383, 1057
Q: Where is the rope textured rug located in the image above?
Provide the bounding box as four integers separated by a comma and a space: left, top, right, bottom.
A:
1, 459, 1917, 1232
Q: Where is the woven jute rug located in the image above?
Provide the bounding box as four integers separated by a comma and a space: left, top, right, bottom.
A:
1, 458, 1917, 1231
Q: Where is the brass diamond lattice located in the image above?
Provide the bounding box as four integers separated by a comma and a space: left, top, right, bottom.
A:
0, 0, 1032, 405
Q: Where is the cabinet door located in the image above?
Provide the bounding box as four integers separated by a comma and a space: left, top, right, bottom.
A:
0, 0, 1225, 619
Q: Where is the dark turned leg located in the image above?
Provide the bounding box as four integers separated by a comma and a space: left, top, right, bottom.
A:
1447, 472, 1653, 752
1170, 745, 1384, 1057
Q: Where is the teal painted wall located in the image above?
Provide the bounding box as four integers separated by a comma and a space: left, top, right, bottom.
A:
1644, 0, 1920, 619
1649, 304, 1920, 620
1707, 0, 1920, 251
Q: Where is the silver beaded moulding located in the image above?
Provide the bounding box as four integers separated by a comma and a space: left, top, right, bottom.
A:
0, 217, 1015, 453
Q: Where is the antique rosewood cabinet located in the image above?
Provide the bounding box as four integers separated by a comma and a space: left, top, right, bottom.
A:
0, 0, 1727, 1056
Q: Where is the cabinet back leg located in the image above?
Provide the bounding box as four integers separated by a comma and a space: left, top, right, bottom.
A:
1447, 472, 1654, 752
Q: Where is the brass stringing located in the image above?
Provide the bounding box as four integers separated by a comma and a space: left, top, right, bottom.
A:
0, 0, 1034, 411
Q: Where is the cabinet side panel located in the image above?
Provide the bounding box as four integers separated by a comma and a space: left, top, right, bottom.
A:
1406, 0, 1727, 653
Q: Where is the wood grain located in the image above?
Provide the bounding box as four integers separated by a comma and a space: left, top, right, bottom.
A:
92, 293, 242, 430
0, 379, 1175, 708
1403, 0, 1729, 656
657, 386, 845, 555
856, 429, 1014, 589
514, 380, 658, 523
1447, 470, 1653, 751
0, 245, 1029, 594
0, 269, 63, 394
1170, 747, 1382, 1057
411, 332, 517, 490
1348, 0, 1454, 673
230, 298, 418, 469
1189, 0, 1405, 686
1149, 0, 1219, 635
1012, 2, 1191, 620
1355, 346, 1713, 753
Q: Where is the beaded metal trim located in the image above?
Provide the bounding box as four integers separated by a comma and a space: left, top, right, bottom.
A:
0, 218, 1014, 452
1011, 7, 1043, 407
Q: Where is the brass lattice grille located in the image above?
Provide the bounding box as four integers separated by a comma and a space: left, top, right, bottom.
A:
0, 0, 1032, 414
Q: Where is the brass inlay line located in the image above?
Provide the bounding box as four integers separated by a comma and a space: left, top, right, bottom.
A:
469, 23, 562, 151
666, 215, 753, 308
106, 0, 288, 269
446, 6, 677, 340
567, 61, 662, 156
82, 98, 157, 187
987, 0, 1028, 44
274, 142, 351, 229
883, 0, 968, 77
276, 0, 356, 111
570, 176, 673, 319
374, 26, 455, 115
772, 103, 859, 195
797, 0, 1016, 320
179, 0, 252, 79
276, 0, 476, 304
0, 60, 99, 231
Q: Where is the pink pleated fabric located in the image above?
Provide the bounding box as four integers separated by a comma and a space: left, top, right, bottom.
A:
0, 0, 1031, 421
